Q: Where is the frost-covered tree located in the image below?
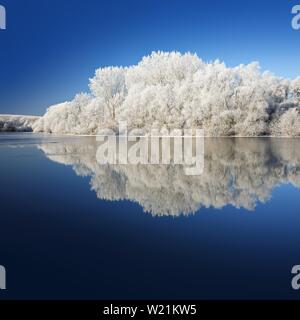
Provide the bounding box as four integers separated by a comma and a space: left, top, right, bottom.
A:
33, 51, 300, 136
271, 108, 300, 137
89, 67, 126, 129
291, 77, 300, 103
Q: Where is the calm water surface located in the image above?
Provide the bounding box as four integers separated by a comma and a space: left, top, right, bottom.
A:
0, 133, 300, 299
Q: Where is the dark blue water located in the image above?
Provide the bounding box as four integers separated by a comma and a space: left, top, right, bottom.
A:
0, 133, 300, 299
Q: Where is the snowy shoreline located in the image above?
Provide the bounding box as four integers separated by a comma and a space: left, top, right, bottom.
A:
0, 114, 40, 132
1, 122, 300, 139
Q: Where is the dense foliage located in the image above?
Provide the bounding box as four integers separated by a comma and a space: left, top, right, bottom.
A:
33, 52, 300, 136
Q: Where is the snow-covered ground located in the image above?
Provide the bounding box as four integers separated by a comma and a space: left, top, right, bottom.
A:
0, 114, 40, 132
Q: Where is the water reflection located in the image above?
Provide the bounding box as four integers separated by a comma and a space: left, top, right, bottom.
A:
38, 138, 300, 216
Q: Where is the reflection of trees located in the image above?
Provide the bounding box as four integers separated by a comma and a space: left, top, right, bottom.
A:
39, 138, 300, 216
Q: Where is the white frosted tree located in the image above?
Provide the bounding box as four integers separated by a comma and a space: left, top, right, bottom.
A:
89, 67, 126, 130
32, 51, 300, 136
271, 108, 300, 137
291, 77, 300, 103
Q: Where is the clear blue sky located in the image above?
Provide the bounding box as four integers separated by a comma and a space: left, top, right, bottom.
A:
0, 0, 299, 115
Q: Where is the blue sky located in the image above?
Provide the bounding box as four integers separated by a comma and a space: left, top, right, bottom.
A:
0, 0, 299, 115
